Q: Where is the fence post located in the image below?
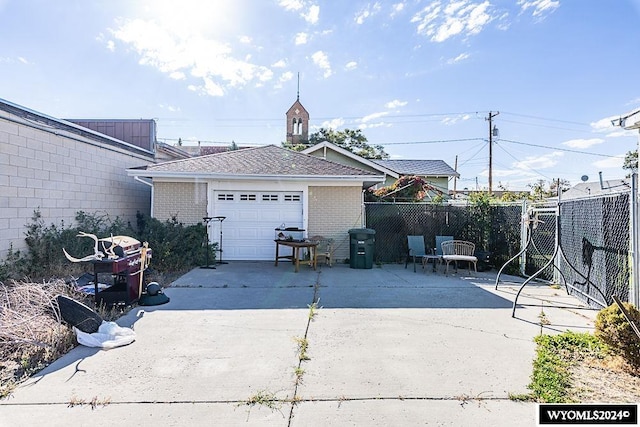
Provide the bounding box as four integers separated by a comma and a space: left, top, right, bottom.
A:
519, 200, 527, 276
631, 171, 639, 307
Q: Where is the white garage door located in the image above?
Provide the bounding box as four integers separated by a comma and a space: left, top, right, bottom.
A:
212, 191, 303, 260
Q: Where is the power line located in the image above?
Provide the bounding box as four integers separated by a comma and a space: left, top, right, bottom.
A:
497, 138, 618, 158
498, 118, 594, 134
379, 138, 484, 146
494, 143, 554, 182
500, 111, 591, 127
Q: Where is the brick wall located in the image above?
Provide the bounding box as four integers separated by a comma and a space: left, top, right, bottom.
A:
0, 113, 153, 259
153, 181, 208, 225
308, 186, 364, 261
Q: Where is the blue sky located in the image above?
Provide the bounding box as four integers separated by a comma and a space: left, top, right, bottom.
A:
1, 0, 639, 190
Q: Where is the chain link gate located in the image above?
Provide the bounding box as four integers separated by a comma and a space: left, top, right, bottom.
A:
496, 194, 632, 315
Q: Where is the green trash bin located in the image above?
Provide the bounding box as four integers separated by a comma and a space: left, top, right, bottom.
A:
348, 228, 376, 269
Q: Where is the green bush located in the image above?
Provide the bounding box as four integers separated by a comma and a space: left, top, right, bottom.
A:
135, 212, 215, 272
594, 302, 640, 370
0, 210, 214, 283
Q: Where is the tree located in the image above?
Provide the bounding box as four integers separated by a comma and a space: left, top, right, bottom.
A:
549, 178, 571, 195
365, 175, 442, 202
623, 150, 638, 174
527, 179, 569, 200
282, 128, 389, 159
528, 179, 551, 201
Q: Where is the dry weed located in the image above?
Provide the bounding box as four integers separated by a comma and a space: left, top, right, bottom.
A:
0, 279, 92, 397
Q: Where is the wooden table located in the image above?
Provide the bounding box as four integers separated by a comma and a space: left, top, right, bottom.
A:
274, 240, 318, 272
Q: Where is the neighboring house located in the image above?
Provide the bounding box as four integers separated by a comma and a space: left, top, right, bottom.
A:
154, 141, 192, 162
301, 141, 459, 196
127, 145, 384, 261
65, 119, 156, 152
0, 99, 154, 259
371, 159, 459, 195
561, 179, 630, 200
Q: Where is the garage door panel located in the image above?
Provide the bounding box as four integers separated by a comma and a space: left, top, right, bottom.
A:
213, 191, 303, 261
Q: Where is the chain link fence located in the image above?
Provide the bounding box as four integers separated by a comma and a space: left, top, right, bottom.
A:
364, 202, 523, 270
557, 193, 630, 307
366, 195, 633, 305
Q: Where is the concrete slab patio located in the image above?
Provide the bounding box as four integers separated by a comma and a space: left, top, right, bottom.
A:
0, 262, 598, 426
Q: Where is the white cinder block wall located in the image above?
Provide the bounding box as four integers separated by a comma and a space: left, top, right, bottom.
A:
0, 109, 153, 259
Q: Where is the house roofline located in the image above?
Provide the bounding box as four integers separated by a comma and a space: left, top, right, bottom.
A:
126, 168, 385, 184
301, 141, 400, 178
0, 98, 154, 157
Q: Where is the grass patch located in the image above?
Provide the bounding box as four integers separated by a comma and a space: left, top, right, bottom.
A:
528, 331, 608, 403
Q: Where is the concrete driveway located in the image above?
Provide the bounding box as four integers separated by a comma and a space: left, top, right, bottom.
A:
0, 262, 597, 426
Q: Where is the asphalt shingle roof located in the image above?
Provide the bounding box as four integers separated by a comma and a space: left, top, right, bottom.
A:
146, 144, 379, 176
372, 159, 458, 177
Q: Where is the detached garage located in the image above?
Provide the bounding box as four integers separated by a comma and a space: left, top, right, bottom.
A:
128, 145, 383, 261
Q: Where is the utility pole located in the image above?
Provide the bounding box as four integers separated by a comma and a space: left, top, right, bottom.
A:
486, 111, 499, 194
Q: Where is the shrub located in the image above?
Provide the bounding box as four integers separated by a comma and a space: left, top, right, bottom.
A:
135, 212, 215, 272
594, 302, 640, 370
0, 210, 213, 283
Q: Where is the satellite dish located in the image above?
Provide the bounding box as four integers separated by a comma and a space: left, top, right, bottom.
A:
581, 175, 589, 182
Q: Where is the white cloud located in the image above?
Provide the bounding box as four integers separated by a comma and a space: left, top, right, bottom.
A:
106, 40, 115, 52
303, 4, 320, 24
272, 59, 287, 68
513, 152, 563, 171
280, 71, 294, 82
111, 18, 274, 96
411, 0, 495, 43
239, 35, 252, 44
311, 50, 332, 78
274, 71, 294, 89
447, 52, 470, 64
169, 71, 186, 80
493, 168, 536, 178
591, 116, 638, 137
17, 57, 29, 64
278, 0, 304, 11
355, 2, 382, 25
385, 99, 407, 109
359, 122, 391, 130
517, 0, 560, 19
361, 111, 389, 123
295, 32, 308, 45
320, 118, 345, 129
345, 61, 358, 70
202, 77, 225, 97
441, 114, 471, 125
562, 138, 604, 149
159, 103, 181, 112
593, 155, 625, 169
391, 2, 406, 17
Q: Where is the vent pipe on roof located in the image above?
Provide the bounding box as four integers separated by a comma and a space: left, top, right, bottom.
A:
599, 171, 604, 190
